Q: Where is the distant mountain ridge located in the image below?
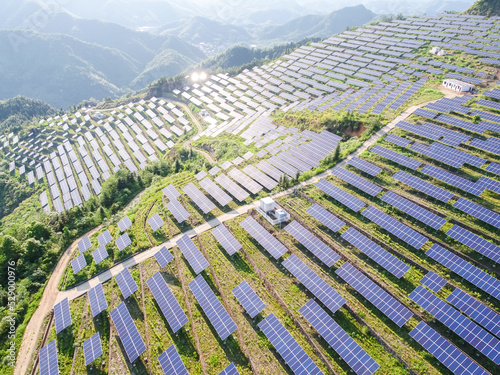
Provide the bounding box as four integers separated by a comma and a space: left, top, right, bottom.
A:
463, 0, 500, 16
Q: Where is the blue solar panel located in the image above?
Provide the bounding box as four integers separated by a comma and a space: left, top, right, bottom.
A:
306, 203, 345, 232
158, 344, 189, 375
420, 271, 447, 292
315, 179, 366, 212
420, 165, 483, 195
446, 225, 500, 264
380, 191, 446, 230
371, 145, 422, 170
83, 333, 102, 366
39, 340, 58, 375
361, 205, 428, 249
97, 230, 112, 247
331, 167, 383, 196
447, 288, 500, 338
92, 245, 108, 265
147, 272, 188, 333
211, 225, 242, 256
232, 281, 266, 318
115, 268, 139, 299
348, 157, 382, 176
183, 182, 216, 214
336, 263, 413, 327
409, 285, 500, 365
54, 297, 72, 334
486, 162, 500, 175
240, 216, 288, 259
71, 254, 87, 274
393, 170, 454, 203
155, 246, 173, 268
385, 133, 412, 147
189, 274, 237, 340
409, 322, 488, 375
258, 313, 324, 375
453, 198, 500, 228
283, 254, 346, 314
110, 302, 146, 363
87, 283, 107, 318
176, 234, 210, 274
218, 363, 240, 375
341, 227, 410, 278
78, 236, 91, 252
284, 221, 340, 267
300, 299, 380, 375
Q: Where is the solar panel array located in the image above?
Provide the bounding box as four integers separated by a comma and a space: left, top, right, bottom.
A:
97, 230, 113, 247
110, 302, 147, 363
177, 234, 209, 274
147, 213, 165, 232
232, 280, 266, 318
166, 200, 190, 223
183, 182, 216, 213
199, 177, 232, 206
258, 313, 324, 375
336, 263, 413, 327
147, 272, 188, 333
409, 285, 500, 365
78, 236, 91, 252
92, 245, 108, 265
39, 340, 58, 375
240, 216, 288, 259
393, 170, 454, 202
315, 178, 365, 212
446, 225, 500, 264
215, 174, 250, 202
453, 198, 500, 228
54, 297, 72, 334
371, 145, 422, 170
155, 246, 174, 268
83, 332, 103, 366
341, 227, 410, 278
218, 363, 240, 375
88, 283, 107, 317
348, 156, 382, 176
306, 203, 345, 232
300, 299, 380, 375
117, 216, 132, 232
115, 233, 132, 251
409, 322, 488, 375
420, 271, 447, 292
211, 225, 242, 256
158, 344, 189, 375
162, 184, 181, 201
384, 134, 411, 147
284, 220, 340, 267
115, 268, 139, 299
283, 254, 346, 314
189, 274, 237, 340
71, 254, 87, 274
331, 167, 383, 196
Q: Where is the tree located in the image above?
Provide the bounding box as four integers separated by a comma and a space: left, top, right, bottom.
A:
26, 221, 51, 242
473, 114, 481, 124
0, 235, 22, 261
333, 143, 341, 162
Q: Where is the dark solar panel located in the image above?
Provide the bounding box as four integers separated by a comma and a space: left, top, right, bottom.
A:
39, 340, 58, 375
88, 283, 107, 317
83, 332, 102, 366
211, 225, 242, 256
453, 198, 500, 228
158, 344, 189, 375
315, 178, 366, 212
218, 363, 240, 375
232, 281, 266, 318
348, 157, 382, 176
155, 246, 174, 268
393, 170, 454, 202
385, 134, 412, 148
446, 225, 500, 264
115, 268, 138, 299
306, 203, 346, 232
110, 302, 146, 363
176, 234, 209, 274
371, 145, 422, 170
331, 167, 383, 196
54, 297, 72, 334
420, 271, 447, 292
240, 216, 288, 259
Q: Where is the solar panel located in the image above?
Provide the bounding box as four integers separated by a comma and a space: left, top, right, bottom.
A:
232, 280, 266, 318
87, 283, 107, 317
331, 167, 383, 196
300, 299, 379, 375
39, 340, 58, 375
421, 164, 482, 195
348, 157, 382, 176
380, 191, 446, 230
409, 285, 500, 364
78, 236, 91, 252
393, 170, 454, 203
284, 221, 340, 267
361, 205, 428, 249
158, 344, 189, 375
177, 234, 209, 274
147, 272, 188, 333
283, 254, 346, 313
189, 274, 237, 340
183, 182, 216, 213
218, 363, 240, 375
199, 177, 232, 206
420, 271, 447, 292
115, 233, 132, 251
115, 268, 139, 299
215, 174, 250, 202
371, 145, 422, 170
97, 230, 112, 247
147, 213, 165, 232
155, 246, 173, 268
447, 288, 500, 337
242, 165, 278, 190
118, 216, 132, 232
71, 254, 87, 274
54, 297, 72, 334
315, 178, 366, 212
92, 245, 108, 265
453, 198, 500, 228
446, 225, 500, 264
336, 263, 412, 326
228, 168, 263, 194
409, 322, 488, 375
306, 203, 345, 232
341, 227, 410, 278
110, 302, 146, 363
211, 225, 242, 256
258, 313, 324, 375
162, 184, 181, 200
166, 200, 190, 223
83, 332, 103, 366
240, 216, 288, 259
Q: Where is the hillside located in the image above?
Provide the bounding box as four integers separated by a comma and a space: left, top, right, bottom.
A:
463, 0, 500, 16
0, 96, 56, 134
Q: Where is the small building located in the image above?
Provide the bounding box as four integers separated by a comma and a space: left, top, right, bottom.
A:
255, 197, 290, 225
430, 46, 447, 56
442, 79, 473, 92
92, 112, 107, 120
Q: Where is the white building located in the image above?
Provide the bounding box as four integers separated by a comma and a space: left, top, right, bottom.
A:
430, 46, 447, 56
442, 79, 473, 92
255, 197, 290, 225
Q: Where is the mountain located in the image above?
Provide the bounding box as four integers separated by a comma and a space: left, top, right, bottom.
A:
463, 0, 500, 16
0, 96, 56, 134
256, 5, 376, 43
